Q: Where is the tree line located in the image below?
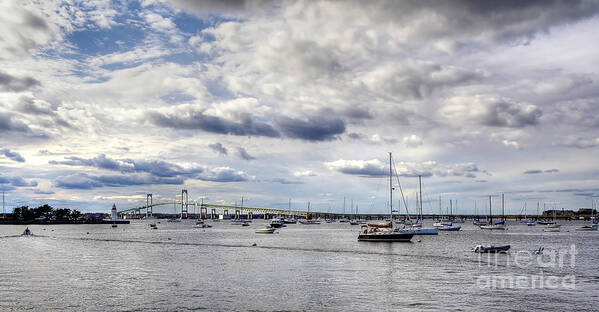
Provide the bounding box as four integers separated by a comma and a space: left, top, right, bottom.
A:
9, 204, 82, 221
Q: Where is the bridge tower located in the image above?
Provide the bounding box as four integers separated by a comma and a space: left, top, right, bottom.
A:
146, 194, 153, 217
181, 189, 189, 219
200, 197, 207, 219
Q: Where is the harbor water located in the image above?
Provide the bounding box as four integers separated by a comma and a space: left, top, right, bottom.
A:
1, 221, 598, 311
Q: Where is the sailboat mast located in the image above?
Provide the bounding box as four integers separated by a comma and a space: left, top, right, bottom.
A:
418, 175, 422, 223
501, 193, 505, 220
489, 195, 492, 223
389, 152, 393, 222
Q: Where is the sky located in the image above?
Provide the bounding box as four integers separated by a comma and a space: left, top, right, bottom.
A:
1, 0, 599, 215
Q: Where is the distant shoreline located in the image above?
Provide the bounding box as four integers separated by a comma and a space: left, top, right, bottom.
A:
0, 220, 130, 225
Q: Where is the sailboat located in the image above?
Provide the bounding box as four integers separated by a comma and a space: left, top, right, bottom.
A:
479, 195, 507, 230
358, 153, 414, 242
575, 200, 598, 231
435, 199, 460, 231
543, 207, 561, 232
403, 176, 439, 235
299, 202, 320, 224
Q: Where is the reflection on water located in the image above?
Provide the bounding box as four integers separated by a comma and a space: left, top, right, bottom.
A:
1, 220, 598, 311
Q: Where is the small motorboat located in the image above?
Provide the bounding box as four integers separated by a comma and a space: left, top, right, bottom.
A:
255, 226, 276, 234
527, 221, 537, 226
167, 218, 182, 223
149, 223, 157, 229
195, 223, 212, 228
299, 220, 321, 225
241, 221, 250, 227
270, 219, 285, 228
543, 224, 561, 232
433, 222, 452, 228
472, 245, 511, 253
438, 225, 461, 231
575, 224, 598, 231
21, 227, 34, 236
111, 224, 118, 228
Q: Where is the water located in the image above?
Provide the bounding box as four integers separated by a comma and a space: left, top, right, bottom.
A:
1, 220, 598, 311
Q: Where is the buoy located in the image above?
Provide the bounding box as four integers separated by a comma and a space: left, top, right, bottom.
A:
417, 239, 421, 242
251, 243, 257, 246
86, 232, 89, 234
168, 238, 172, 240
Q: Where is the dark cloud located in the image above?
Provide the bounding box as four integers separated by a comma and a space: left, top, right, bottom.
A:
0, 71, 40, 92
276, 116, 345, 141
0, 174, 37, 190
147, 110, 280, 138
55, 173, 183, 189
524, 169, 560, 174
236, 147, 255, 160
326, 159, 480, 178
209, 143, 228, 155
15, 97, 54, 115
343, 107, 374, 120
50, 155, 250, 187
524, 169, 543, 174
354, 0, 599, 44
171, 0, 273, 15
0, 148, 25, 162
0, 112, 31, 133
482, 100, 542, 128
49, 154, 204, 178
347, 133, 364, 140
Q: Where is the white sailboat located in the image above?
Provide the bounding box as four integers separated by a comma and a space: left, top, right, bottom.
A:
479, 195, 507, 230
543, 208, 561, 232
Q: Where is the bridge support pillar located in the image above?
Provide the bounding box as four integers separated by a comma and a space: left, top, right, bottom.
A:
235, 209, 241, 219
224, 209, 228, 218
248, 212, 253, 219
200, 206, 207, 219
181, 189, 189, 219
210, 209, 216, 219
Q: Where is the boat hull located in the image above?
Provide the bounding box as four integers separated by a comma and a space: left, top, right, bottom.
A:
403, 228, 439, 235
438, 226, 461, 231
358, 232, 414, 242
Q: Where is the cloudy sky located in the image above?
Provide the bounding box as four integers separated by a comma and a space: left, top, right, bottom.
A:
2, 0, 599, 215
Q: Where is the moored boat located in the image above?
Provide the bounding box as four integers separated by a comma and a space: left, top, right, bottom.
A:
255, 226, 276, 234
472, 245, 510, 253
357, 153, 414, 242
438, 225, 461, 231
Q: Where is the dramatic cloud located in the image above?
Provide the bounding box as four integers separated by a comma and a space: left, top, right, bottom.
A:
146, 109, 280, 138
524, 169, 560, 174
0, 174, 37, 191
0, 71, 40, 92
55, 173, 184, 189
325, 159, 481, 178
0, 148, 25, 162
209, 143, 228, 155
0, 112, 31, 133
442, 96, 542, 128
236, 147, 255, 161
276, 116, 345, 141
49, 154, 203, 178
